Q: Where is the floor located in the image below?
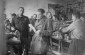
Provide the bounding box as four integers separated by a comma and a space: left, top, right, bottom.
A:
8, 40, 69, 55
8, 47, 68, 55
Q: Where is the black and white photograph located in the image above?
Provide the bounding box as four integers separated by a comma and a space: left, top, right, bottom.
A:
0, 0, 85, 55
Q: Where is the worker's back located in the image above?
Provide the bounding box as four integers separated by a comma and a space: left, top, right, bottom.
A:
71, 19, 85, 41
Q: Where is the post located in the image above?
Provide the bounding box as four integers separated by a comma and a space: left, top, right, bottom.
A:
0, 0, 7, 55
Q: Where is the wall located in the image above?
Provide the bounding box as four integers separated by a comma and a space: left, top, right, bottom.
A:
5, 0, 65, 18
5, 0, 49, 18
6, 0, 85, 18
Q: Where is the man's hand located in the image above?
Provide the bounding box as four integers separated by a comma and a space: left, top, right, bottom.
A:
36, 30, 40, 34
59, 27, 63, 30
29, 24, 36, 32
11, 27, 15, 30
11, 27, 16, 32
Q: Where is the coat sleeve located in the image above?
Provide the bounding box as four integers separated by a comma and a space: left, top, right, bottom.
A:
62, 22, 75, 33
40, 19, 52, 36
11, 17, 15, 27
48, 19, 53, 32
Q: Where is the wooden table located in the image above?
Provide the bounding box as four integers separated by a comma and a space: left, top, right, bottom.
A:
51, 35, 71, 53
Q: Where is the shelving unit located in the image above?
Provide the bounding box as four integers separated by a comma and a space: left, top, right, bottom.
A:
67, 0, 85, 12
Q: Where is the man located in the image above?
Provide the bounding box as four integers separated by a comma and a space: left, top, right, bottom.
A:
30, 14, 37, 26
12, 7, 30, 55
61, 11, 85, 55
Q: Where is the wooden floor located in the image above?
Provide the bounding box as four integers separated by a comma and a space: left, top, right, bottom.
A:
8, 50, 68, 55
8, 45, 68, 55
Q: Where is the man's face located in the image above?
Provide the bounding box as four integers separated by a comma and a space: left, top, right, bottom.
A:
11, 16, 14, 19
47, 13, 52, 19
18, 8, 24, 15
36, 11, 42, 19
36, 11, 41, 15
33, 15, 37, 19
